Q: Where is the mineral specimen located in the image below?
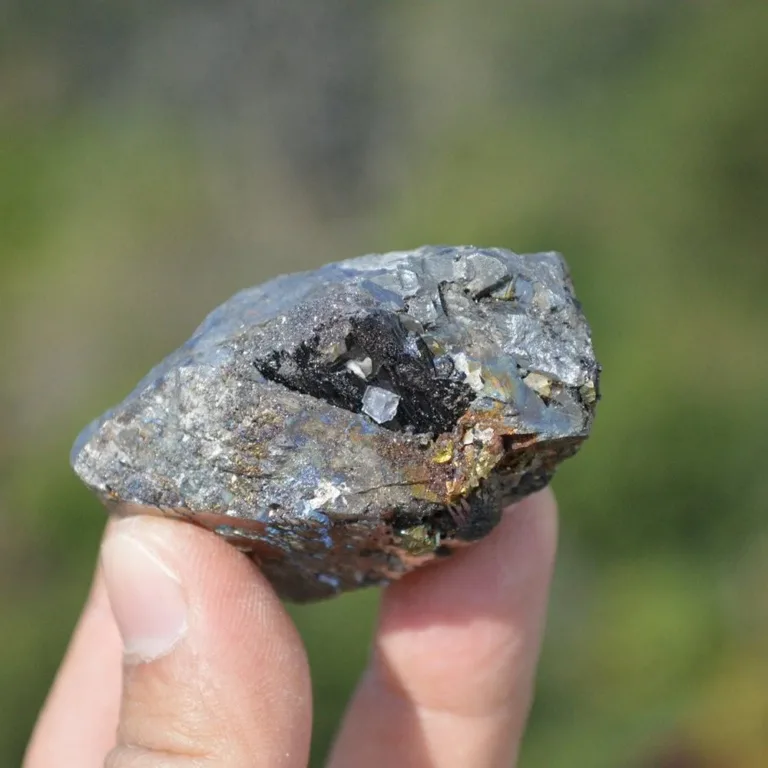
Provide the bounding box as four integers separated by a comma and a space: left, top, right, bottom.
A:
71, 245, 600, 601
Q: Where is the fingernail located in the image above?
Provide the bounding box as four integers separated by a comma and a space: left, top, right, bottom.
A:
101, 519, 188, 663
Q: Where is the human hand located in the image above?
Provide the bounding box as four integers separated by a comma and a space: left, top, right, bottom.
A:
24, 488, 557, 767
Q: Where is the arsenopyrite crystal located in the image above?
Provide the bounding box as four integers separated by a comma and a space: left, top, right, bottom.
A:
72, 246, 600, 601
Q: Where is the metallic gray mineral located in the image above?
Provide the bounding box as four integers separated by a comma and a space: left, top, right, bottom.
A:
72, 246, 600, 601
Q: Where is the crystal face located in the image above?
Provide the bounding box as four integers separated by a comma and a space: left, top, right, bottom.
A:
362, 386, 401, 424
71, 245, 601, 602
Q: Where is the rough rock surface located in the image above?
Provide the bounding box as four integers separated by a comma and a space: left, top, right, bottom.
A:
72, 246, 600, 601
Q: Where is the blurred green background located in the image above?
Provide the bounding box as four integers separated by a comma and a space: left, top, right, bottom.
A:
2, 1, 768, 766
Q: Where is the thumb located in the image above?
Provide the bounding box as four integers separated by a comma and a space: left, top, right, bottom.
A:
100, 515, 311, 767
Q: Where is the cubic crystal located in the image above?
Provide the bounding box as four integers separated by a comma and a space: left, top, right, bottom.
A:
362, 385, 401, 423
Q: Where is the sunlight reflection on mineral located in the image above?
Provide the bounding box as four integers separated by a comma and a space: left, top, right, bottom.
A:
72, 245, 600, 601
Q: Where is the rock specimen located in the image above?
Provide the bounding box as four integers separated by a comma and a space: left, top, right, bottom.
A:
72, 246, 600, 601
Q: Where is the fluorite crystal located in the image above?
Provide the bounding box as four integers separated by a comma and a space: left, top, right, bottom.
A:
72, 246, 600, 601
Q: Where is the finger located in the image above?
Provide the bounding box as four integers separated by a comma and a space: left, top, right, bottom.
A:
24, 567, 123, 768
100, 515, 312, 767
330, 488, 558, 768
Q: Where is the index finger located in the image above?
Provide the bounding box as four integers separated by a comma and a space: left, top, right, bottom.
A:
330, 488, 558, 767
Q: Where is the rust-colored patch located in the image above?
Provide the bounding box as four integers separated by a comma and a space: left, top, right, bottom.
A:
345, 402, 583, 508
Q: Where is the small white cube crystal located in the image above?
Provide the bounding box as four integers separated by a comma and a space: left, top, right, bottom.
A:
361, 386, 400, 424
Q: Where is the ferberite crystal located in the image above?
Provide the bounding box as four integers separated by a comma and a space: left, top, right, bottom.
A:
72, 246, 600, 601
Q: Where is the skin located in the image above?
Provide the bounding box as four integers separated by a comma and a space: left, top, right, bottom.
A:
24, 488, 557, 768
